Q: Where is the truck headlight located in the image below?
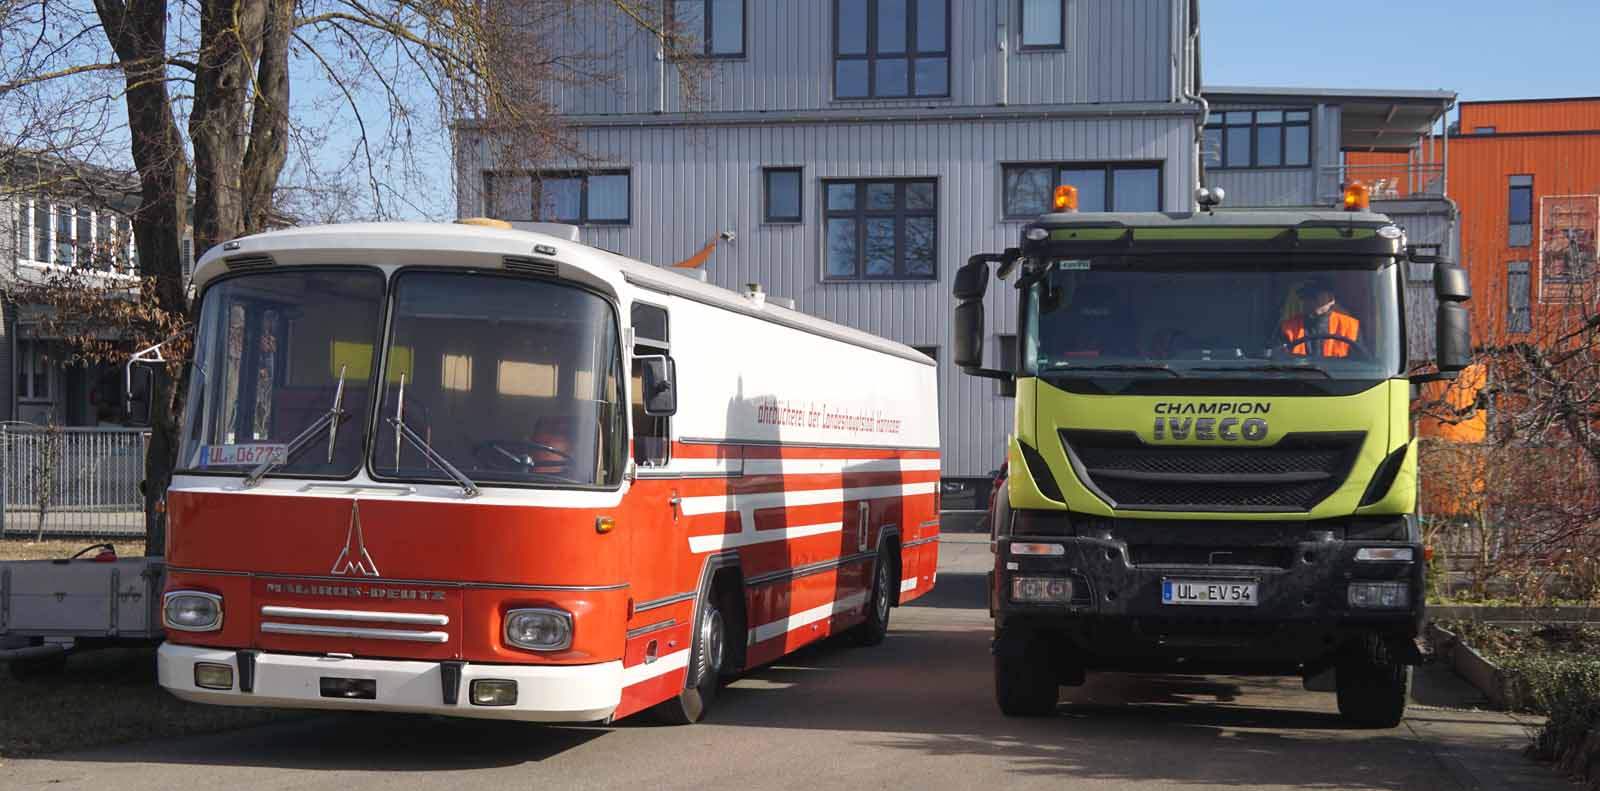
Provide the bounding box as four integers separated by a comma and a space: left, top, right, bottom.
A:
1347, 581, 1410, 609
1011, 576, 1073, 603
163, 591, 223, 632
504, 608, 573, 651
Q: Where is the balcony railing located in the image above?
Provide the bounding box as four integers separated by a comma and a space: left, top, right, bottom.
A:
1319, 163, 1445, 202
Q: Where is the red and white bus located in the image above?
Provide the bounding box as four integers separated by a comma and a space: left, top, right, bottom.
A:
154, 221, 940, 723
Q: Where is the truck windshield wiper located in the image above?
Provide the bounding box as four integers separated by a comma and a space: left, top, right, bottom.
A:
243, 365, 348, 487
1045, 363, 1183, 377
1192, 364, 1333, 379
386, 374, 480, 498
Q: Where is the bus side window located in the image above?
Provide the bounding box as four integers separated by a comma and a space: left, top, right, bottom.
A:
631, 302, 671, 467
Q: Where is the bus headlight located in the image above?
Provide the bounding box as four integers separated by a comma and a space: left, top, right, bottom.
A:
163, 591, 223, 632
504, 608, 573, 651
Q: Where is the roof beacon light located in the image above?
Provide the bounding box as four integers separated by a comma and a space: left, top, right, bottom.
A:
1342, 182, 1371, 212
1054, 185, 1079, 213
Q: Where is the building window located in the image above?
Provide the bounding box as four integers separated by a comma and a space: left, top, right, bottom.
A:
16, 339, 53, 402
485, 171, 631, 226
834, 0, 949, 99
764, 167, 802, 224
824, 179, 937, 281
1020, 0, 1064, 49
671, 0, 744, 57
31, 200, 49, 262
54, 205, 74, 265
1474, 126, 1496, 134
1002, 162, 1162, 218
1508, 175, 1533, 248
1204, 109, 1311, 169
1507, 261, 1531, 333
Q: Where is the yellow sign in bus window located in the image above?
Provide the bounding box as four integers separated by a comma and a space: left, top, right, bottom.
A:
330, 341, 412, 383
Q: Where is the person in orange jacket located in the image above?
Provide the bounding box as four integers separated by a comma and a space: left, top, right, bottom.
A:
1282, 280, 1360, 358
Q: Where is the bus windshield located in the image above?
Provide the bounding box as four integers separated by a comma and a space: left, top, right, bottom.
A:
1023, 256, 1404, 382
180, 268, 386, 476
370, 271, 626, 488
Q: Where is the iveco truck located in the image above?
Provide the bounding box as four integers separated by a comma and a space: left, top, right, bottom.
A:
955, 184, 1471, 727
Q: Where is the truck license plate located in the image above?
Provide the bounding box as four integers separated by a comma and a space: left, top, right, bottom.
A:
1162, 580, 1258, 606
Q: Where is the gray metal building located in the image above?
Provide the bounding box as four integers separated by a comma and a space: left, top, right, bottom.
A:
456, 0, 1205, 492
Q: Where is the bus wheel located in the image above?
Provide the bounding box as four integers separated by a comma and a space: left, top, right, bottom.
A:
851, 548, 894, 647
650, 587, 731, 725
994, 636, 1058, 717
1336, 636, 1411, 728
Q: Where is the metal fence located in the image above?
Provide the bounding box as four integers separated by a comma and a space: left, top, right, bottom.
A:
1320, 163, 1446, 202
0, 425, 149, 538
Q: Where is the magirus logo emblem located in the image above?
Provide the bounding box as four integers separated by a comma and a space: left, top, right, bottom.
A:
331, 501, 380, 577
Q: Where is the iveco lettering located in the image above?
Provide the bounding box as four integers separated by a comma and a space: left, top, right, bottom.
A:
955, 182, 1472, 727
150, 219, 940, 724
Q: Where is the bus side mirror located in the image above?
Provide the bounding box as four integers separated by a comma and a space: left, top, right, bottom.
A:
1433, 264, 1472, 373
124, 361, 164, 427
638, 355, 678, 417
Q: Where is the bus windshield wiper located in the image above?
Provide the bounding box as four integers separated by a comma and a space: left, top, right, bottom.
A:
1192, 364, 1333, 379
243, 365, 348, 487
386, 374, 480, 498
1045, 363, 1183, 377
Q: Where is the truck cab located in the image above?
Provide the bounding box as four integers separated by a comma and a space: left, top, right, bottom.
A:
955, 196, 1471, 727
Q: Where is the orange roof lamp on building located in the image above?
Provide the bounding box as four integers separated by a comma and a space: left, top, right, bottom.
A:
1282, 279, 1361, 358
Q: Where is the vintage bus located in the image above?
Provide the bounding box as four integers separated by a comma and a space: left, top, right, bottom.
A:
154, 221, 940, 723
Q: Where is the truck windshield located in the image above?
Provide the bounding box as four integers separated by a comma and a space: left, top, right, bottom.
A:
370, 271, 626, 488
1024, 256, 1404, 381
180, 268, 386, 476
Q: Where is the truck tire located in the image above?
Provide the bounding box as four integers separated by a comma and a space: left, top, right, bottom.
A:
1336, 636, 1411, 728
994, 638, 1058, 717
650, 581, 738, 725
851, 548, 894, 647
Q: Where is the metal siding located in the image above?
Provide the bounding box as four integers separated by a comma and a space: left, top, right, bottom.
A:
549, 0, 1178, 115
460, 113, 1194, 477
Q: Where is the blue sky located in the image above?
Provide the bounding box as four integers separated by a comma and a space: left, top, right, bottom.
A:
1201, 1, 1600, 104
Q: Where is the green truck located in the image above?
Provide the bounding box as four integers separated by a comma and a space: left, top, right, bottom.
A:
955, 195, 1470, 727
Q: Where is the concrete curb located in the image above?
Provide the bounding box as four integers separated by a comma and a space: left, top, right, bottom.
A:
1428, 623, 1509, 709
1431, 605, 1600, 624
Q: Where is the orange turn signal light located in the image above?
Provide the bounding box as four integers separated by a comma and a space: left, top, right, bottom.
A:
595, 516, 616, 534
1054, 185, 1079, 212
1342, 182, 1371, 212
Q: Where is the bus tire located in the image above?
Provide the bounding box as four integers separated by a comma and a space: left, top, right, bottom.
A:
1336, 635, 1411, 729
994, 638, 1057, 717
851, 547, 894, 647
650, 579, 738, 725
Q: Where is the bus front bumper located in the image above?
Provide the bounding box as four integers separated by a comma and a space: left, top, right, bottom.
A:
158, 642, 621, 722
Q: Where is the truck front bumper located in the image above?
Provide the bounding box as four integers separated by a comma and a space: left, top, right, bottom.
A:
158, 642, 621, 722
992, 527, 1424, 673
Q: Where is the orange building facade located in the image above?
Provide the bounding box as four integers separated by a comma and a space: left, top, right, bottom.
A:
1351, 97, 1600, 347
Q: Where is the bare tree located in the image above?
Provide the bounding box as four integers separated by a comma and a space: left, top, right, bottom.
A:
2, 0, 712, 548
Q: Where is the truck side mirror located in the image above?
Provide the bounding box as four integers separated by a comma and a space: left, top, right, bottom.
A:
1433, 264, 1472, 373
953, 300, 984, 368
124, 360, 164, 427
637, 355, 678, 416
953, 257, 990, 301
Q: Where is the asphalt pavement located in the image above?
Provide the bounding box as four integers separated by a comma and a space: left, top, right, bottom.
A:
0, 534, 1571, 791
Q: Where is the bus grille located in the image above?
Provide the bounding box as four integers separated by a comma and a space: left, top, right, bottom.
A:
1059, 429, 1364, 512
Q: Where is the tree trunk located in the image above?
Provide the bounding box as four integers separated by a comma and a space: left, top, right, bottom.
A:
94, 0, 191, 556
190, 0, 268, 256
240, 0, 293, 233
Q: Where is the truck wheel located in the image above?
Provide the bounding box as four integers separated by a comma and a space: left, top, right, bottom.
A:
1336, 636, 1411, 728
994, 639, 1058, 717
851, 549, 894, 647
651, 583, 736, 725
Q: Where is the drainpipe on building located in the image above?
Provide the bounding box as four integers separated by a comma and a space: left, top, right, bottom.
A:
656, 38, 667, 114
996, 0, 1008, 106
1179, 0, 1208, 209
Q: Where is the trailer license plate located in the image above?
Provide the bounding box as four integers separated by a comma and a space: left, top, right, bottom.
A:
1162, 580, 1258, 606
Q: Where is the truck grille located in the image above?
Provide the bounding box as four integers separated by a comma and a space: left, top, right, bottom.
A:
1060, 429, 1364, 512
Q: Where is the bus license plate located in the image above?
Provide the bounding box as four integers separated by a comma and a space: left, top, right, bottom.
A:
1162, 580, 1258, 606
